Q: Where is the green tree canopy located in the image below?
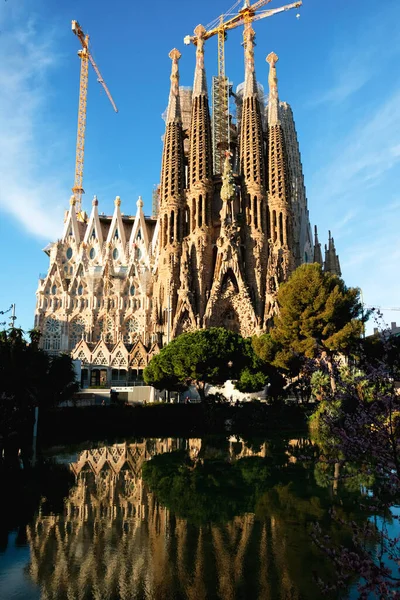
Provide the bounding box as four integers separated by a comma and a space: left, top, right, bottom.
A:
0, 328, 79, 443
144, 327, 267, 400
268, 264, 364, 390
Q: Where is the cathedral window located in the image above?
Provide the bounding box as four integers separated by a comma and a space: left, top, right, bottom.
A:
114, 228, 119, 239
78, 285, 83, 296
51, 284, 57, 295
198, 196, 203, 227
113, 248, 119, 260
91, 229, 95, 239
43, 317, 61, 353
69, 317, 86, 350
89, 247, 96, 260
136, 247, 142, 260
253, 197, 258, 229
192, 199, 196, 231
163, 215, 168, 248
185, 207, 190, 237
130, 285, 135, 296
279, 213, 284, 245
66, 247, 73, 260
170, 210, 175, 243
137, 230, 141, 240
123, 317, 139, 344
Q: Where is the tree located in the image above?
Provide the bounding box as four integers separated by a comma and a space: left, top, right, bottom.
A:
311, 330, 400, 598
0, 328, 78, 449
251, 333, 286, 401
270, 263, 365, 392
144, 328, 267, 401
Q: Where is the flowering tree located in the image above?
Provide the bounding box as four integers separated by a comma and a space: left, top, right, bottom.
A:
313, 328, 400, 598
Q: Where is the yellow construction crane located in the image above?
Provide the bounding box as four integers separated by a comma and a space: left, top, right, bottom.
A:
71, 20, 118, 215
184, 0, 302, 174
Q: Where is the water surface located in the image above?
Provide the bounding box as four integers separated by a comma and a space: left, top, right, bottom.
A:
0, 436, 376, 599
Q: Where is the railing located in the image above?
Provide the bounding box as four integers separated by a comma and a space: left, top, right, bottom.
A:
110, 380, 145, 387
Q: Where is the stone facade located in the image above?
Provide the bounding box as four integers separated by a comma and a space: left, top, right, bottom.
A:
35, 30, 341, 380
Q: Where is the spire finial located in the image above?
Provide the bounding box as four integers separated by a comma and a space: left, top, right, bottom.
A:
92, 195, 98, 206
267, 52, 280, 124
243, 27, 257, 97
115, 196, 121, 207
166, 48, 182, 124
193, 24, 208, 96
70, 195, 76, 206
137, 195, 144, 209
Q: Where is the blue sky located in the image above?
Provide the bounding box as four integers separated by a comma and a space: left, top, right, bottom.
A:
0, 0, 399, 333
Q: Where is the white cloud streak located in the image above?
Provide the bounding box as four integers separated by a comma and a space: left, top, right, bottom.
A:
0, 10, 67, 240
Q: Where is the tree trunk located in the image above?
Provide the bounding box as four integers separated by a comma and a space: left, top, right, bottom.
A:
321, 351, 336, 395
196, 381, 206, 403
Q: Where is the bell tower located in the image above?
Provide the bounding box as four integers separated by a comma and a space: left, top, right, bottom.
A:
154, 49, 186, 344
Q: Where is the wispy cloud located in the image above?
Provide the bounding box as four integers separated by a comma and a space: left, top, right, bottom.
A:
311, 57, 370, 107
310, 87, 400, 206
0, 9, 67, 239
310, 4, 400, 108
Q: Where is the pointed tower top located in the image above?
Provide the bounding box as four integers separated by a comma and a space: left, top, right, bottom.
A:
313, 224, 323, 265
137, 196, 144, 209
267, 51, 280, 125
115, 196, 121, 207
220, 152, 235, 203
193, 24, 208, 97
166, 48, 182, 124
243, 27, 258, 98
70, 195, 76, 206
92, 195, 98, 206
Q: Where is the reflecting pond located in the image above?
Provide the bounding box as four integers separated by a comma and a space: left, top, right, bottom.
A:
0, 436, 387, 599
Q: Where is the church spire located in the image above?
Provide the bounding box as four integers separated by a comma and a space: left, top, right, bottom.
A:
192, 25, 208, 97
239, 26, 266, 205
166, 48, 182, 124
266, 52, 279, 125
160, 49, 185, 213
265, 51, 295, 303
188, 25, 213, 188
313, 225, 323, 265
324, 231, 341, 276
243, 26, 258, 98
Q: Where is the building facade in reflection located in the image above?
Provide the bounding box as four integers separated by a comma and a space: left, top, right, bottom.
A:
26, 438, 323, 600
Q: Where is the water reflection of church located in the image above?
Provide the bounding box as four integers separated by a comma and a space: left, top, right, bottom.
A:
26, 438, 309, 600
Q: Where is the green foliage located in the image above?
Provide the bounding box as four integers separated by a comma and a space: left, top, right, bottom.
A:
0, 328, 79, 441
271, 263, 364, 363
310, 370, 331, 401
144, 327, 266, 399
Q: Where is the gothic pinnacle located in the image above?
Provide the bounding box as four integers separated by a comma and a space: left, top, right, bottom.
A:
243, 27, 258, 98
313, 225, 323, 265
267, 52, 279, 125
193, 25, 208, 97
166, 48, 182, 124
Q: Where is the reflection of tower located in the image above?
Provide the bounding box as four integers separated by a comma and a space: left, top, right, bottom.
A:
26, 437, 330, 600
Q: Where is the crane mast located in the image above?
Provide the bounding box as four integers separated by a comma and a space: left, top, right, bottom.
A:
71, 20, 118, 215
185, 0, 302, 174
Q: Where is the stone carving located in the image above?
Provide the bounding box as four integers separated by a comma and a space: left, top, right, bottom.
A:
35, 41, 341, 362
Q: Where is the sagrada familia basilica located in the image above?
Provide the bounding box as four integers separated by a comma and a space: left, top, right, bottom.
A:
34, 25, 341, 386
